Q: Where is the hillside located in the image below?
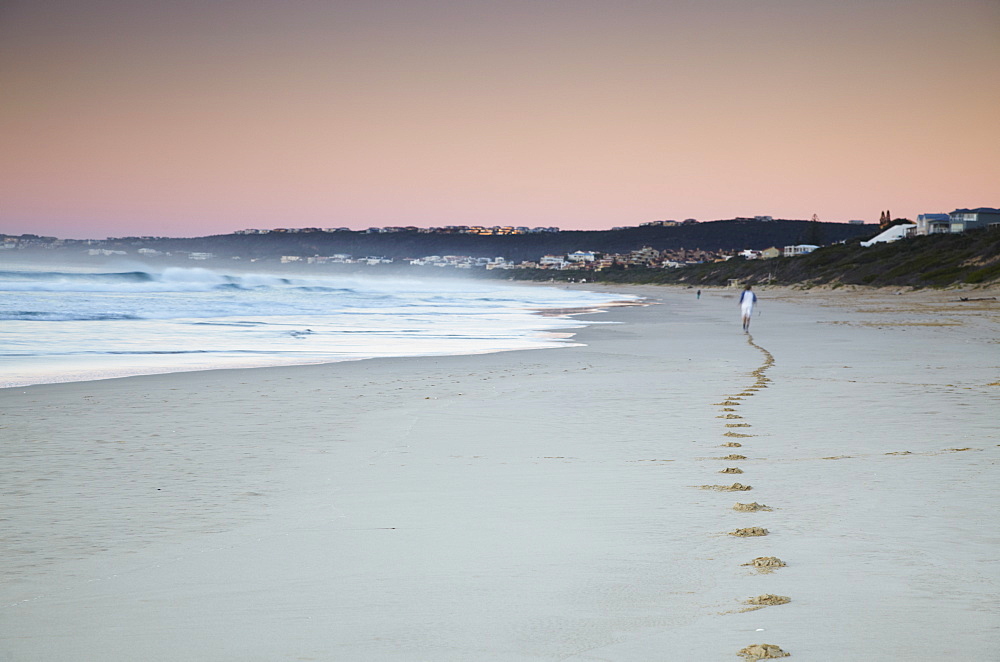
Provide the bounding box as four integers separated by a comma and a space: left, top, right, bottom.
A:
498, 228, 1000, 288
112, 219, 873, 261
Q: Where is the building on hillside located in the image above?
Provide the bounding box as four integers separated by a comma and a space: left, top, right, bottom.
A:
860, 224, 913, 247
915, 214, 951, 235
566, 251, 596, 263
760, 247, 781, 259
307, 255, 352, 263
783, 244, 819, 257
594, 257, 617, 270
629, 246, 660, 264
484, 257, 508, 270
948, 208, 1000, 233
539, 255, 568, 269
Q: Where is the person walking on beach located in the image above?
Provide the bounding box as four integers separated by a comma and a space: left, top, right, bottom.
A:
739, 284, 757, 332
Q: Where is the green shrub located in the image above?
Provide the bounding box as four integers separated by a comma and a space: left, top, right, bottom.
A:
963, 262, 1000, 284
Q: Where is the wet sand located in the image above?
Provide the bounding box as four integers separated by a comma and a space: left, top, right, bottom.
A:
2, 284, 997, 660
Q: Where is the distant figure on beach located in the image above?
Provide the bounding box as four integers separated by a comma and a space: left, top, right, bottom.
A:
697, 289, 701, 299
739, 285, 757, 332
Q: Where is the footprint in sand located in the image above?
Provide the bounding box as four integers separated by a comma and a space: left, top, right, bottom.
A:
742, 556, 786, 572
744, 594, 790, 608
738, 643, 790, 660
700, 483, 752, 491
720, 467, 744, 474
729, 527, 768, 537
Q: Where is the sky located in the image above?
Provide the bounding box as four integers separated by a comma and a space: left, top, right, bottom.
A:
1, 0, 998, 239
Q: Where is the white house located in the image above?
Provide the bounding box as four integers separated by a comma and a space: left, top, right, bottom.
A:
783, 244, 819, 257
860, 224, 913, 247
915, 214, 951, 236
539, 255, 568, 269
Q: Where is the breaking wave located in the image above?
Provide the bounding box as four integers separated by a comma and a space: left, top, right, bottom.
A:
0, 268, 308, 293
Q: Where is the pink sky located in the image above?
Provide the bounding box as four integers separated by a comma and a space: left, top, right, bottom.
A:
2, 0, 998, 239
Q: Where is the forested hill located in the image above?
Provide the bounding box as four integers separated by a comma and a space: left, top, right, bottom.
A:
148, 219, 874, 261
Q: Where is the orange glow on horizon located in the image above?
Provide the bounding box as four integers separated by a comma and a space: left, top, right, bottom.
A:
1, 0, 998, 238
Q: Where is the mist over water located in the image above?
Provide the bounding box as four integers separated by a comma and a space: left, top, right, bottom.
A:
1, 265, 630, 388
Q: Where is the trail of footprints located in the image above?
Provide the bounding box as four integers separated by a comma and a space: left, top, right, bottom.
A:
703, 334, 791, 661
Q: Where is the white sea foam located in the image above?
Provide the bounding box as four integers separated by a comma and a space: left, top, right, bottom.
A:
1, 266, 631, 387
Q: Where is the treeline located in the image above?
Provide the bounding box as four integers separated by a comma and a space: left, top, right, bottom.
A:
490, 228, 1000, 288
134, 219, 873, 261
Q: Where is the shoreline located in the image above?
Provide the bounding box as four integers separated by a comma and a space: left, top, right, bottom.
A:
2, 285, 997, 660
1, 302, 638, 391
0, 271, 641, 390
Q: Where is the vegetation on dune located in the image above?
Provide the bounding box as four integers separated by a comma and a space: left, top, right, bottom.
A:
491, 228, 1000, 288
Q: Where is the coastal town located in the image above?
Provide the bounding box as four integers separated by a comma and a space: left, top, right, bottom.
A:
2, 207, 997, 275
1, 220, 804, 270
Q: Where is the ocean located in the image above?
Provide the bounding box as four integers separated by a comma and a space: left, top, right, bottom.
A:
1, 265, 632, 389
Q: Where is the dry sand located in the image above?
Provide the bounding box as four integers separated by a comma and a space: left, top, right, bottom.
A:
1, 284, 998, 660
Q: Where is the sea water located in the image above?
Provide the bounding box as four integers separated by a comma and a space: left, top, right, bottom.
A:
1, 265, 631, 388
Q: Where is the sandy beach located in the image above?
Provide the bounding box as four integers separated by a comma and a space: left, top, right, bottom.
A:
2, 284, 997, 661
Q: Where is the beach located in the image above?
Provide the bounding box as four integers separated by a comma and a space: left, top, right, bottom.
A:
2, 284, 997, 661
